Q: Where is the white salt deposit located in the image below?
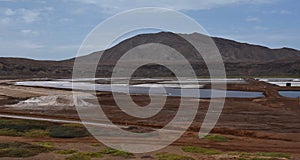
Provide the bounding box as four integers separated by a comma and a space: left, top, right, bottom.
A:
256, 78, 300, 87
9, 94, 97, 108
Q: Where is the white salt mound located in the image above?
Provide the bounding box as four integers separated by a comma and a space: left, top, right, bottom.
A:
10, 95, 97, 108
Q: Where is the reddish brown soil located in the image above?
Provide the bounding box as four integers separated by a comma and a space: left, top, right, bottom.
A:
0, 79, 299, 159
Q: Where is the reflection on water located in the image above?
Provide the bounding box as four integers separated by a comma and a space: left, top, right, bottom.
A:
15, 79, 264, 98
279, 91, 300, 98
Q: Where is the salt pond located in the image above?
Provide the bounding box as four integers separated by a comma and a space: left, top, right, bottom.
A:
15, 79, 263, 98
279, 91, 300, 98
257, 78, 300, 87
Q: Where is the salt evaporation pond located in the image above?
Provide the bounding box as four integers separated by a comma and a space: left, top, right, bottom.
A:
15, 79, 264, 98
279, 91, 300, 98
257, 78, 300, 87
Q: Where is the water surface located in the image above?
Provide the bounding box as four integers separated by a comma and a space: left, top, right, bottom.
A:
279, 91, 300, 98
15, 80, 263, 98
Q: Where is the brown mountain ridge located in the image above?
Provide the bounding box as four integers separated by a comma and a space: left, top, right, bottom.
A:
1, 32, 300, 78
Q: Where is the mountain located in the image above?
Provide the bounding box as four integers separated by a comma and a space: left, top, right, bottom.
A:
0, 57, 73, 78
1, 32, 300, 78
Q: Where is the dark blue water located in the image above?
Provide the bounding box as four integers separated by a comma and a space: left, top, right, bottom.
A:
279, 91, 300, 98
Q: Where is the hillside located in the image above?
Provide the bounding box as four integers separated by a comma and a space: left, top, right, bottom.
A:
1, 32, 300, 78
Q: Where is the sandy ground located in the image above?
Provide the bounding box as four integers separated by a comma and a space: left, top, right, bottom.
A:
0, 79, 299, 159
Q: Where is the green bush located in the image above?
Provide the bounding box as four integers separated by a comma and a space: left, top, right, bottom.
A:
91, 143, 101, 147
85, 151, 103, 158
100, 147, 134, 158
23, 129, 50, 138
48, 125, 89, 138
204, 134, 229, 142
228, 151, 291, 159
65, 153, 91, 160
55, 150, 78, 155
59, 150, 103, 159
0, 128, 20, 136
0, 142, 51, 158
0, 118, 49, 132
0, 118, 90, 139
156, 153, 195, 160
33, 142, 54, 149
255, 152, 290, 159
182, 146, 221, 155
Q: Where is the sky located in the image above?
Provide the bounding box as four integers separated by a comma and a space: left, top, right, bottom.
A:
0, 0, 299, 60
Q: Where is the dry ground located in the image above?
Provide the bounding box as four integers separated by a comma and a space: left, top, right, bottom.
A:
0, 79, 299, 159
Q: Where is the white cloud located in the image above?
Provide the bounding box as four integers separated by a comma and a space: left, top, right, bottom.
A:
1, 7, 54, 24
0, 39, 45, 58
219, 33, 300, 49
72, 7, 87, 15
59, 18, 73, 23
253, 26, 268, 30
246, 16, 260, 22
0, 17, 11, 25
19, 8, 40, 23
43, 7, 54, 11
4, 8, 15, 16
70, 0, 274, 12
21, 29, 40, 36
269, 10, 292, 15
18, 41, 44, 49
52, 44, 81, 56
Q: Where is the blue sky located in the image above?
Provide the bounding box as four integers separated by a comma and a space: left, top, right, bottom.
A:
0, 0, 299, 60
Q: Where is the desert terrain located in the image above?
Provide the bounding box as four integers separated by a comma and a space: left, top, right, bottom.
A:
0, 78, 299, 160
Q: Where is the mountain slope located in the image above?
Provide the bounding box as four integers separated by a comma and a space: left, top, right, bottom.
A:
212, 36, 300, 63
1, 32, 300, 78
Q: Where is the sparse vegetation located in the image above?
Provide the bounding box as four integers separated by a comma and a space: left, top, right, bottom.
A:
65, 153, 91, 160
204, 134, 229, 142
63, 151, 103, 160
228, 152, 250, 156
0, 118, 90, 139
23, 129, 50, 138
91, 143, 101, 147
85, 151, 103, 158
55, 150, 78, 155
228, 151, 291, 159
0, 118, 48, 132
48, 125, 90, 138
0, 142, 51, 158
33, 142, 54, 149
182, 146, 221, 155
255, 152, 290, 159
0, 128, 20, 136
100, 147, 134, 158
250, 158, 270, 160
61, 123, 84, 128
156, 153, 195, 160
